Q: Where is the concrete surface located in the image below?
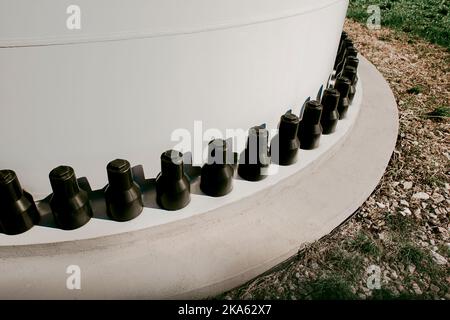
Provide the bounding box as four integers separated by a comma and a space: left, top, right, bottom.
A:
0, 56, 398, 299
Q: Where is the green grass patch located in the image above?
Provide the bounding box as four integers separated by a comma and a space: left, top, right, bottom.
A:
346, 231, 382, 257
422, 173, 447, 187
397, 243, 431, 269
386, 213, 416, 235
407, 85, 425, 95
370, 288, 425, 300
323, 248, 365, 282
425, 106, 450, 120
348, 0, 450, 49
396, 243, 446, 283
394, 243, 447, 292
438, 243, 450, 258
306, 276, 357, 300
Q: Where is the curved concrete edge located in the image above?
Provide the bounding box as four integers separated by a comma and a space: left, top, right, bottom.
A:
0, 56, 398, 299
179, 55, 399, 299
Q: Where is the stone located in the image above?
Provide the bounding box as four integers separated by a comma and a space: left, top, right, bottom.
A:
431, 193, 445, 204
413, 192, 430, 200
408, 265, 416, 274
430, 284, 440, 293
383, 271, 391, 284
419, 233, 428, 241
412, 283, 422, 295
367, 197, 376, 206
431, 251, 448, 265
414, 208, 421, 218
427, 212, 438, 220
402, 208, 412, 216
403, 181, 413, 190
376, 202, 386, 209
400, 200, 410, 207
419, 240, 428, 247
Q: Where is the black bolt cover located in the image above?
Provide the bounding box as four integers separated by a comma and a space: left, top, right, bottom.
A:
320, 89, 341, 135
342, 66, 358, 103
346, 46, 358, 59
343, 66, 357, 84
298, 101, 323, 150
0, 170, 40, 235
105, 159, 143, 221
335, 46, 348, 75
49, 166, 93, 230
200, 139, 234, 197
238, 125, 271, 181
345, 56, 359, 71
271, 111, 300, 166
156, 150, 191, 211
335, 77, 352, 120
343, 38, 354, 49
334, 32, 348, 70
339, 31, 348, 48
336, 38, 355, 75
336, 33, 348, 60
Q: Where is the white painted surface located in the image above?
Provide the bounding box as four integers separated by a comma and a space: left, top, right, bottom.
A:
0, 57, 399, 299
1, 0, 345, 46
0, 0, 349, 198
0, 81, 361, 246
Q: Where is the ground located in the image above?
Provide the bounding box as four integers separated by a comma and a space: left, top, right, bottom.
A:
347, 0, 450, 50
221, 19, 449, 300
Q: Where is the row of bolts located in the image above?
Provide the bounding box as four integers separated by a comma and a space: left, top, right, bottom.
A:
0, 32, 359, 235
